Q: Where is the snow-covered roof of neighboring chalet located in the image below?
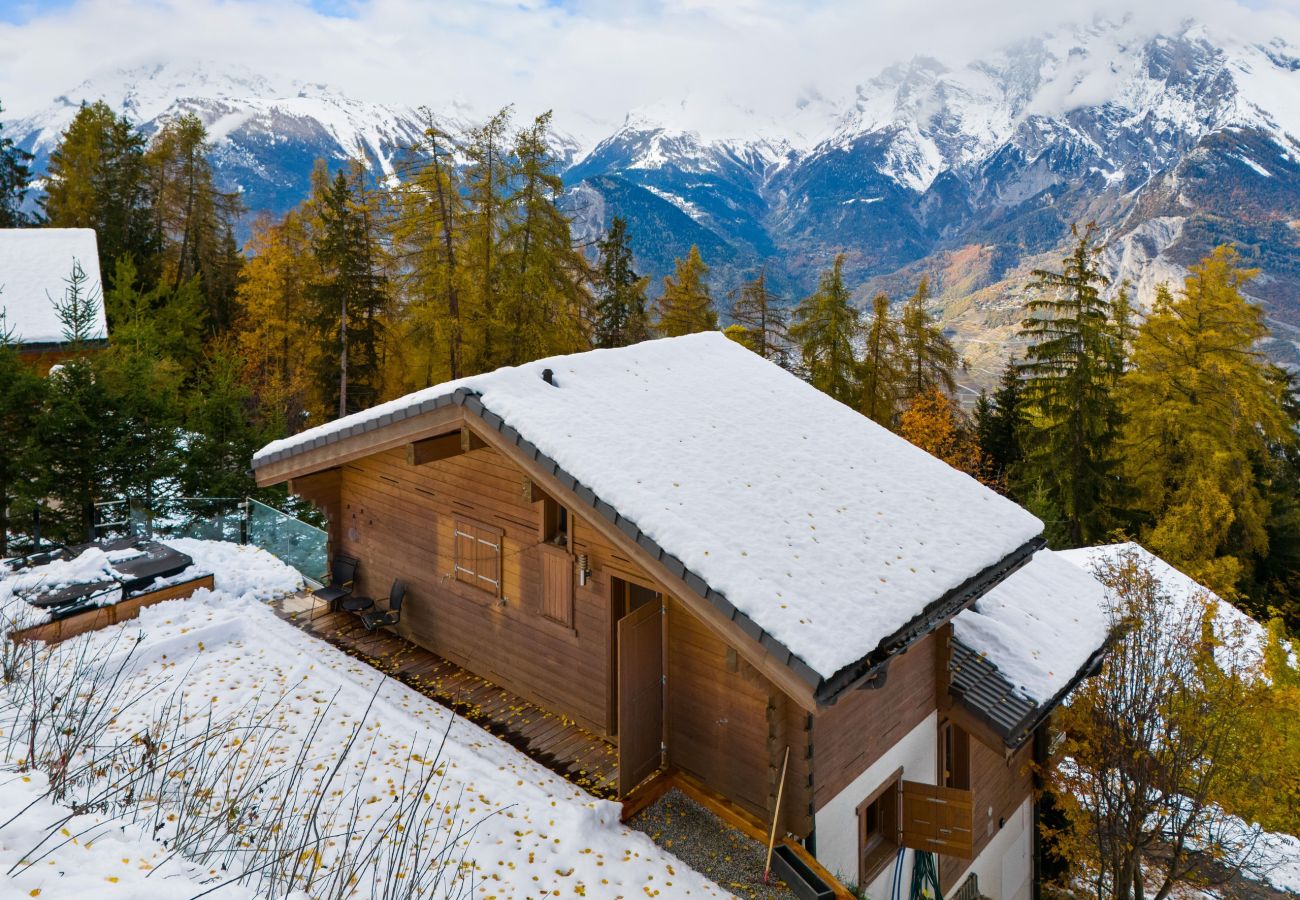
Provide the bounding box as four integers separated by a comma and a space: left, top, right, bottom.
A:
0, 228, 106, 345
952, 550, 1111, 717
254, 333, 1044, 683
1059, 542, 1273, 670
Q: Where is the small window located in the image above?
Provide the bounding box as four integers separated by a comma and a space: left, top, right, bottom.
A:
940, 720, 971, 791
454, 518, 502, 597
541, 495, 569, 547
858, 769, 902, 886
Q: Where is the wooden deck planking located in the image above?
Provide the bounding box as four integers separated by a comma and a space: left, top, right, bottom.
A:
272, 593, 619, 798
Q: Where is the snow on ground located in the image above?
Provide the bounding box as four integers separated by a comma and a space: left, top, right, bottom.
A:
255, 333, 1043, 680
0, 541, 724, 899
0, 770, 253, 899
158, 537, 303, 602
952, 550, 1111, 703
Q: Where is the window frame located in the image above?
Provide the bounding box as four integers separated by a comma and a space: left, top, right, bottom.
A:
857, 767, 903, 887
939, 719, 972, 791
453, 517, 504, 598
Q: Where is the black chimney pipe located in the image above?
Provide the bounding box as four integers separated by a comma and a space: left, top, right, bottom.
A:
542, 368, 555, 385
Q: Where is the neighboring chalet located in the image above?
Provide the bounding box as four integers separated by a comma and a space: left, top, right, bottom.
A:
252, 333, 1112, 899
0, 228, 107, 373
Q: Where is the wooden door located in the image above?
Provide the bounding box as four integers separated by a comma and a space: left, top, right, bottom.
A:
617, 598, 663, 795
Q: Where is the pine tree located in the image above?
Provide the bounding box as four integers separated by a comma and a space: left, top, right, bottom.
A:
42, 101, 158, 290
50, 258, 103, 347
180, 341, 270, 499
974, 358, 1025, 486
654, 245, 717, 337
593, 217, 649, 349
1017, 223, 1121, 547
391, 113, 465, 384
0, 102, 32, 227
310, 165, 389, 417
1119, 246, 1294, 597
859, 292, 903, 426
36, 356, 113, 542
726, 268, 788, 364
498, 111, 591, 365
461, 107, 514, 373
899, 278, 958, 403
0, 309, 46, 554
789, 254, 860, 406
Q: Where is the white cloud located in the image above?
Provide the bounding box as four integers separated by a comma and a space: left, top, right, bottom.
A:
0, 0, 1297, 144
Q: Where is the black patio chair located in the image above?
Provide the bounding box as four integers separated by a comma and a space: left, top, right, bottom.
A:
360, 579, 406, 632
312, 554, 359, 612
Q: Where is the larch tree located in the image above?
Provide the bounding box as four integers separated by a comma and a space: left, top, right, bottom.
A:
391, 113, 465, 384
1118, 246, 1294, 598
0, 102, 31, 227
653, 245, 717, 337
235, 211, 319, 431
42, 101, 158, 290
789, 254, 860, 407
461, 106, 514, 373
898, 277, 958, 404
1017, 223, 1122, 547
147, 113, 243, 334
859, 292, 903, 426
499, 111, 591, 365
593, 216, 649, 349
726, 268, 789, 364
898, 387, 993, 485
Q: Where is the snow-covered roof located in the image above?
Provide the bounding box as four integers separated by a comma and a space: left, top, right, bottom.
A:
256, 333, 1044, 682
0, 228, 106, 345
952, 550, 1111, 706
1058, 542, 1271, 670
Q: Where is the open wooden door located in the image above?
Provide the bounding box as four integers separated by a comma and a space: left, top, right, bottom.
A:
617, 598, 663, 795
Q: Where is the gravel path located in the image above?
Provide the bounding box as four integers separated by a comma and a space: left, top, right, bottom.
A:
628, 788, 802, 899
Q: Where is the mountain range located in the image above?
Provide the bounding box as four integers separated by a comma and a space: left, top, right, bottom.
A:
7, 17, 1300, 387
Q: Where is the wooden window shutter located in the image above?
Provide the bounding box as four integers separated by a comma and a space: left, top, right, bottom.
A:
901, 780, 974, 859
454, 521, 478, 588
475, 525, 501, 595
540, 545, 574, 626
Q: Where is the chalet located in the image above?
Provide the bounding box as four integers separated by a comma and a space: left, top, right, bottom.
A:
252, 333, 1112, 899
0, 228, 107, 373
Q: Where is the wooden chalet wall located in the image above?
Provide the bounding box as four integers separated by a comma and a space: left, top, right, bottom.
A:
810, 631, 938, 811
665, 597, 813, 837
940, 737, 1035, 891
335, 443, 613, 734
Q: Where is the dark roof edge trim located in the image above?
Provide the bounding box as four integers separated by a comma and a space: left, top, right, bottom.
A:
261, 386, 1046, 701
813, 535, 1047, 707
999, 630, 1116, 749
18, 337, 109, 353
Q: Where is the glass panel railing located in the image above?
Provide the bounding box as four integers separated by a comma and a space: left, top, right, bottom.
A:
246, 498, 328, 584
134, 498, 244, 543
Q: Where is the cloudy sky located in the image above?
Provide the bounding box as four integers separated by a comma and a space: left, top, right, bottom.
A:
2, 0, 1299, 141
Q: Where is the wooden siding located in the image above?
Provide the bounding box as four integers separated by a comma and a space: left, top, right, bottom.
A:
940, 737, 1035, 890
665, 595, 812, 837
811, 631, 939, 811
336, 444, 613, 734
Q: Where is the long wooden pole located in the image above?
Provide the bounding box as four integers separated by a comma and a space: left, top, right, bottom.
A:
764, 745, 791, 883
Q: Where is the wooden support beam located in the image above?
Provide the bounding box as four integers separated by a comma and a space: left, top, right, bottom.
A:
461, 426, 488, 453
407, 431, 463, 466
521, 477, 546, 503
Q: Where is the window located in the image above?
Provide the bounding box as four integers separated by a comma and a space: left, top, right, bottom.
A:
540, 495, 569, 547
857, 769, 902, 886
454, 518, 502, 597
940, 720, 971, 791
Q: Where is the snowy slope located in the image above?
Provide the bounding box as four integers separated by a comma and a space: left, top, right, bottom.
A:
0, 541, 725, 898
256, 333, 1043, 680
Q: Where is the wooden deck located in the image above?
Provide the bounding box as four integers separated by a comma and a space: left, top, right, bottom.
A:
272, 593, 619, 798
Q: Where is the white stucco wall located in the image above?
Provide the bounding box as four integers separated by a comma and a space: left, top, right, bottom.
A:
945, 795, 1032, 899
813, 711, 938, 895
813, 713, 1034, 900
